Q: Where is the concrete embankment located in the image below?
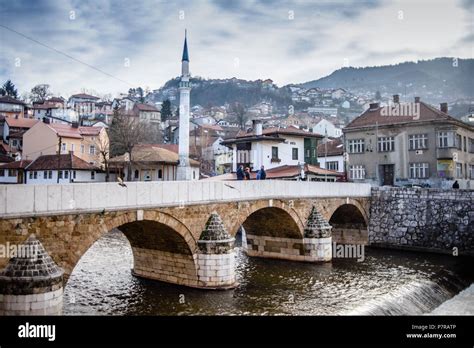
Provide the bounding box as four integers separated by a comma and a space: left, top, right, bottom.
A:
431, 283, 474, 315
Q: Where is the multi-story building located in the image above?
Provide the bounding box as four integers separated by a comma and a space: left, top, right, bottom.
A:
343, 95, 474, 188
22, 121, 109, 168
0, 96, 26, 119
222, 121, 322, 172
317, 138, 344, 173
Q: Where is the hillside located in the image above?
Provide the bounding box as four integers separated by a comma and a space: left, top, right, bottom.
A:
300, 58, 474, 102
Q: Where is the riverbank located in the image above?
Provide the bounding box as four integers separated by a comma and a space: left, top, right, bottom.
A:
431, 283, 474, 315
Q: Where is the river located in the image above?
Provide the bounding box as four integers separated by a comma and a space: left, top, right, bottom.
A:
63, 230, 473, 315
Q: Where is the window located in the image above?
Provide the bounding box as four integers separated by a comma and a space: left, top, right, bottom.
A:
456, 163, 463, 178
134, 170, 139, 179
43, 170, 47, 178
408, 134, 428, 150
29, 172, 33, 179
326, 161, 339, 171
193, 171, 196, 180
33, 171, 37, 179
409, 163, 429, 178
0, 169, 4, 176
81, 144, 85, 154
456, 134, 462, 150
378, 137, 395, 152
58, 171, 63, 179
64, 171, 69, 179
71, 144, 75, 152
438, 131, 455, 148
470, 165, 474, 179
469, 138, 474, 153
8, 169, 16, 177
305, 149, 310, 157
292, 148, 298, 160
463, 136, 467, 152
48, 171, 52, 179
12, 139, 17, 147
91, 171, 95, 180
61, 143, 66, 152
73, 171, 76, 179
158, 169, 163, 179
349, 165, 365, 179
271, 146, 279, 159
348, 139, 365, 153
89, 145, 95, 155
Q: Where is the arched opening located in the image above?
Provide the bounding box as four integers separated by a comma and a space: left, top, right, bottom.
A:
240, 207, 304, 260
329, 204, 368, 245
242, 207, 302, 239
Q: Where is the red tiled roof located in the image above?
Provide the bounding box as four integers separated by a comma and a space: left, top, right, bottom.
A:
0, 154, 13, 163
345, 101, 471, 130
0, 160, 32, 169
27, 153, 99, 171
0, 96, 26, 105
70, 93, 99, 100
317, 138, 344, 156
5, 118, 38, 129
45, 97, 64, 103
46, 123, 102, 138
135, 103, 159, 112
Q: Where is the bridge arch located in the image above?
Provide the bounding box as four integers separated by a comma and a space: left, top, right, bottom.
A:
231, 200, 304, 239
328, 202, 368, 245
66, 210, 199, 287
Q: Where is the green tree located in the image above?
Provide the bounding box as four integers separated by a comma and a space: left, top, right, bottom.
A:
161, 99, 172, 122
0, 80, 18, 98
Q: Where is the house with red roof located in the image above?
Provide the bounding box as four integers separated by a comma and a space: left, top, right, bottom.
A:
343, 95, 474, 188
22, 120, 109, 168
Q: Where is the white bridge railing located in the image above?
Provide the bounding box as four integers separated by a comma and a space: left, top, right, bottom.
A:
0, 181, 371, 218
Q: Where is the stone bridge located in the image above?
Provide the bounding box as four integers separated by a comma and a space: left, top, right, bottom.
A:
0, 181, 370, 314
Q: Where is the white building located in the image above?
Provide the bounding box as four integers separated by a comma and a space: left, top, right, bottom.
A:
222, 121, 322, 172
25, 153, 105, 184
313, 119, 343, 138
317, 138, 344, 173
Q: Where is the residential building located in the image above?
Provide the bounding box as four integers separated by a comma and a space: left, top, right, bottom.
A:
307, 107, 338, 118
108, 144, 200, 181
0, 96, 26, 119
343, 96, 474, 188
22, 121, 109, 167
202, 136, 233, 175
317, 138, 344, 173
25, 153, 104, 184
313, 119, 343, 138
221, 121, 322, 172
68, 93, 100, 119
0, 160, 31, 184
134, 103, 161, 124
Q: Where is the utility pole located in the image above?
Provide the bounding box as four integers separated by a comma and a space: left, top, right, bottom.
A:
57, 136, 62, 183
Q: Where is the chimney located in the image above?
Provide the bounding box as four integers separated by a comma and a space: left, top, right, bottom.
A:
71, 121, 79, 128
253, 119, 263, 136
369, 103, 380, 110
393, 94, 399, 103
440, 103, 448, 113
414, 96, 420, 103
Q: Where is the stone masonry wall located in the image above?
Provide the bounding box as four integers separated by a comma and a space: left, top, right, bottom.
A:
369, 187, 474, 254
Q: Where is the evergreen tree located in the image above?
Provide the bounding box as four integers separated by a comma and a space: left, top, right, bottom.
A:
1, 80, 18, 98
161, 99, 172, 122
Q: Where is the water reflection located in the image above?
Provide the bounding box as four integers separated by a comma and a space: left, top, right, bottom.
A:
64, 230, 473, 315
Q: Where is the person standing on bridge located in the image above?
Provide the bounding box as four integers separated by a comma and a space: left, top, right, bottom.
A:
256, 165, 266, 180
236, 165, 244, 180
244, 167, 251, 180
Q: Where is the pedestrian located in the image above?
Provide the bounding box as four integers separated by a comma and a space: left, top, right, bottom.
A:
452, 180, 460, 189
244, 167, 251, 180
236, 165, 244, 180
257, 165, 266, 180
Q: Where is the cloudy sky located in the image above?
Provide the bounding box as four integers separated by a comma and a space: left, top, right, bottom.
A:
0, 0, 472, 97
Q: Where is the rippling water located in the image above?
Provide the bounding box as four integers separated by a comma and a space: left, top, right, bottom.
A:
63, 230, 473, 315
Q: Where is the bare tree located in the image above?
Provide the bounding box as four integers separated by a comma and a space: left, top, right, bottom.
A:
30, 84, 52, 102
109, 107, 151, 180
95, 133, 110, 182
230, 102, 248, 130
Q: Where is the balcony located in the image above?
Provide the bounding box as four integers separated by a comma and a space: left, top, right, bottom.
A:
270, 157, 281, 163
436, 147, 457, 160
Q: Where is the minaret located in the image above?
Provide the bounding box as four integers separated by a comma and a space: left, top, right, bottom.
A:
177, 30, 192, 180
